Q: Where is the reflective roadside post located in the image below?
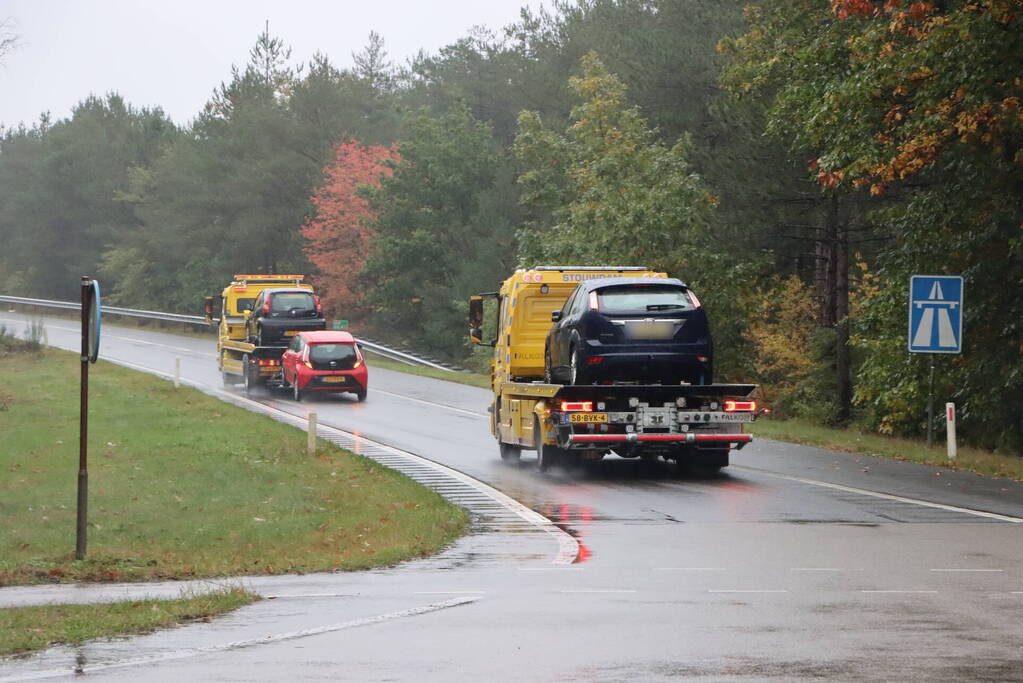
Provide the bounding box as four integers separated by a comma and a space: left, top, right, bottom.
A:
946, 403, 957, 460
77, 277, 101, 561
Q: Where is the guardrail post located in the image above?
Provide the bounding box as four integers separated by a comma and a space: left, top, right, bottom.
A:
308, 411, 317, 456
174, 357, 181, 388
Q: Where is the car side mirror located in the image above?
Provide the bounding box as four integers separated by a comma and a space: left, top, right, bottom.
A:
551, 311, 562, 323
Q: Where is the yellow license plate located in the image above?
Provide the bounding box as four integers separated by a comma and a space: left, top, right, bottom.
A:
284, 330, 299, 336
322, 376, 348, 383
570, 413, 609, 423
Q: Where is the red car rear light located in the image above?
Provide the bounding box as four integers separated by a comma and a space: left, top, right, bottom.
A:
258, 359, 279, 366
723, 400, 756, 412
353, 360, 363, 368
688, 290, 702, 309
586, 356, 603, 364
588, 291, 599, 310
314, 295, 322, 314
560, 401, 593, 412
262, 298, 271, 314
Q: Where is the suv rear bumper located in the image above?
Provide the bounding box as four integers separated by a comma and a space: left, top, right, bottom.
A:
256, 318, 326, 345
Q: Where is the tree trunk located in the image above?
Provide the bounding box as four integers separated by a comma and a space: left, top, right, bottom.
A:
835, 209, 851, 423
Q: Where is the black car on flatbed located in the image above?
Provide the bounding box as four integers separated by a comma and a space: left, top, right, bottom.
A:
544, 277, 713, 385
245, 287, 326, 346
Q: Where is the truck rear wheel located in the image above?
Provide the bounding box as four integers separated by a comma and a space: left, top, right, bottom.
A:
499, 442, 521, 462
534, 418, 568, 472
243, 354, 255, 396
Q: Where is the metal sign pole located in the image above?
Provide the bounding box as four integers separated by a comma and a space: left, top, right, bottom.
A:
76, 277, 90, 560
926, 356, 935, 448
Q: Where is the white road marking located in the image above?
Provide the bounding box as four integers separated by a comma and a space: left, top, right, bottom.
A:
735, 465, 1023, 523
372, 387, 488, 418
791, 568, 845, 572
414, 591, 486, 594
263, 593, 356, 599
861, 590, 938, 594
560, 590, 637, 594
0, 597, 479, 682
709, 590, 787, 594
520, 567, 585, 571
930, 568, 1004, 573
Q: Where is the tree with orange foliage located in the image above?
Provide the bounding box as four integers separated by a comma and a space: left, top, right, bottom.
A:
721, 0, 1023, 450
302, 140, 399, 318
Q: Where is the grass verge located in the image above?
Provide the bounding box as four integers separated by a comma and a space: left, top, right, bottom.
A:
363, 350, 491, 390
0, 348, 469, 586
747, 418, 1023, 480
0, 587, 258, 657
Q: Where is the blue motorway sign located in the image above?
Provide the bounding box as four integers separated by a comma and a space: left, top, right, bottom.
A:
908, 275, 963, 354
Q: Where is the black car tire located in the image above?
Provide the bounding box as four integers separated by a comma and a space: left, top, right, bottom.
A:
355, 389, 367, 402
292, 376, 303, 402
544, 348, 557, 384
568, 346, 589, 385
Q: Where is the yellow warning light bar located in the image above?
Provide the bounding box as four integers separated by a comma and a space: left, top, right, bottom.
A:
233, 274, 305, 280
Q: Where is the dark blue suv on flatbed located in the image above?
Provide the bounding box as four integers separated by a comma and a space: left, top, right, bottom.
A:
544, 277, 713, 385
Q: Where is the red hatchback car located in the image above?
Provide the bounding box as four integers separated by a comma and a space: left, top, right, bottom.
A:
281, 331, 368, 402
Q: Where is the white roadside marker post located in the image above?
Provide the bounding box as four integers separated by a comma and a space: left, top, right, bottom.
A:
308, 411, 317, 456
946, 402, 957, 460
174, 357, 180, 388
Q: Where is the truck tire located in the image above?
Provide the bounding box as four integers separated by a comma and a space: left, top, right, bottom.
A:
534, 418, 568, 472
243, 354, 255, 396
222, 371, 232, 388
499, 441, 521, 463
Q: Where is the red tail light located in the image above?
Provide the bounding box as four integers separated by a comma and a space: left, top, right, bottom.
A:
723, 400, 756, 412
697, 355, 709, 363
262, 298, 271, 314
586, 356, 603, 364
560, 401, 593, 412
588, 291, 599, 310
314, 295, 322, 313
688, 291, 702, 308
258, 359, 279, 366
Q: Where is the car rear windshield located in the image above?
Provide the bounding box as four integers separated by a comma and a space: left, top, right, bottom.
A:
309, 343, 357, 363
270, 292, 314, 313
596, 285, 695, 313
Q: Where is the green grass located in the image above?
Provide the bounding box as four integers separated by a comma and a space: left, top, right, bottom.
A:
0, 349, 469, 586
0, 587, 258, 656
748, 417, 1023, 480
363, 351, 492, 389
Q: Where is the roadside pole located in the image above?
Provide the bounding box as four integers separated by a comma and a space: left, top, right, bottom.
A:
946, 403, 957, 460
926, 358, 935, 447
308, 412, 317, 456
76, 278, 101, 561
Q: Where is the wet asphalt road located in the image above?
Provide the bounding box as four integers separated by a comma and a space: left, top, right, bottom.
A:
1, 312, 1022, 682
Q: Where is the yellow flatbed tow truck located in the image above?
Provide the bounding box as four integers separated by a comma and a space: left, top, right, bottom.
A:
469, 266, 759, 473
203, 275, 317, 394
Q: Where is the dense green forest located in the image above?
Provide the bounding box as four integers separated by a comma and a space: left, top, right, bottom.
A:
1, 1, 1020, 452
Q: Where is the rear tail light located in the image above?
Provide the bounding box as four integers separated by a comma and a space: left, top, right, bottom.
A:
560, 401, 593, 412
353, 360, 363, 369
314, 295, 322, 314
723, 400, 756, 412
262, 298, 271, 314
258, 359, 279, 366
688, 290, 702, 309
588, 291, 599, 310
697, 355, 709, 363
586, 357, 603, 364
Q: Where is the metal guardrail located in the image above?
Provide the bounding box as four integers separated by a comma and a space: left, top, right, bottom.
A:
0, 294, 458, 371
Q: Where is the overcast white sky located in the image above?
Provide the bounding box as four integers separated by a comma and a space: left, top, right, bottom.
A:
0, 0, 546, 130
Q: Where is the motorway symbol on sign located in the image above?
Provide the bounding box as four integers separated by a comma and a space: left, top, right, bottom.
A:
908, 275, 963, 354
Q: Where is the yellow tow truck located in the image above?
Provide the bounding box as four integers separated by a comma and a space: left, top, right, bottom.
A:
203, 274, 318, 393
469, 266, 759, 473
